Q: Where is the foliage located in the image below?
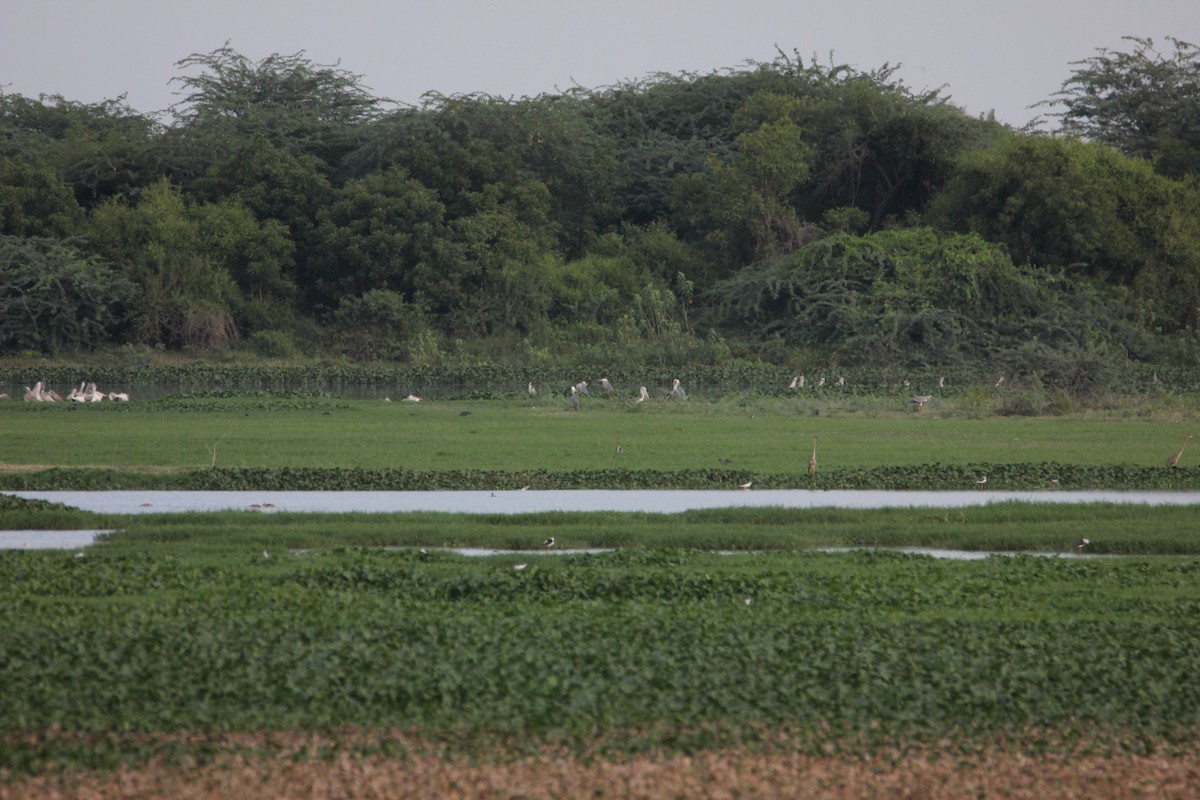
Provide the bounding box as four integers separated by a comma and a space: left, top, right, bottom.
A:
0, 236, 134, 354
1046, 36, 1200, 179
2, 44, 1200, 363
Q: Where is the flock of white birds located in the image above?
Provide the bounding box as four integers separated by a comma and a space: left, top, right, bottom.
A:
10, 380, 129, 403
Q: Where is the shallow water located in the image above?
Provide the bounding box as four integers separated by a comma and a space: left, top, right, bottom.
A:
0, 530, 113, 549
8, 488, 1200, 515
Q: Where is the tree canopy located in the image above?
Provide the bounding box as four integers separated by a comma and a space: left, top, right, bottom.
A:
1, 43, 1198, 374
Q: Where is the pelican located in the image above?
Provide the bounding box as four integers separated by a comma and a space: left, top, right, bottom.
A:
910, 394, 933, 410
739, 481, 753, 490
528, 381, 537, 396
670, 378, 687, 401
1166, 434, 1195, 467
543, 537, 555, 549
600, 377, 614, 394
808, 439, 817, 476
569, 385, 580, 411
636, 386, 649, 403
0, 393, 8, 400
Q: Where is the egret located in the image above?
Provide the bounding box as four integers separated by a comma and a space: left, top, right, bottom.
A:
636, 386, 650, 403
1166, 434, 1195, 467
938, 376, 946, 389
975, 475, 988, 490
739, 480, 753, 490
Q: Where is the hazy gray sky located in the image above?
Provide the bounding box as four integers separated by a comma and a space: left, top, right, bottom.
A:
3, 1, 1198, 128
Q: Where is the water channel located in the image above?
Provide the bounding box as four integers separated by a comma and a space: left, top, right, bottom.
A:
5, 488, 1198, 552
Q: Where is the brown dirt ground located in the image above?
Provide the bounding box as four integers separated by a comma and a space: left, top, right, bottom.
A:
3, 734, 1197, 800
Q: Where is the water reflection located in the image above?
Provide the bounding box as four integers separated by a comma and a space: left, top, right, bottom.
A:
8, 489, 1200, 515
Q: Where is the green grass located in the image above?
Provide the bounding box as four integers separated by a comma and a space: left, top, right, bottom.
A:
1, 394, 1197, 473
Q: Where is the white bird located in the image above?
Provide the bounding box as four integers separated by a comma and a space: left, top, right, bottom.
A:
637, 386, 649, 402
1076, 537, 1090, 552
739, 481, 753, 490
975, 475, 988, 490
543, 537, 555, 549
403, 394, 421, 402
600, 377, 614, 394
995, 376, 1005, 388
384, 396, 392, 402
817, 377, 825, 387
109, 392, 129, 402
788, 376, 799, 389
0, 393, 8, 400
528, 381, 537, 396
836, 376, 845, 386
514, 563, 528, 570
670, 378, 687, 400
903, 379, 911, 388
797, 374, 806, 388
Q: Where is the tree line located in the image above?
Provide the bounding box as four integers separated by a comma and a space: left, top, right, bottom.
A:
2, 38, 1198, 378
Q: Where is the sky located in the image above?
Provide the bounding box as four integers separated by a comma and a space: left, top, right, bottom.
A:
3, 0, 1198, 129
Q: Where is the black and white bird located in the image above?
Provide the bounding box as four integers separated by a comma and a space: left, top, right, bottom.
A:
1076, 537, 1090, 552
543, 537, 555, 549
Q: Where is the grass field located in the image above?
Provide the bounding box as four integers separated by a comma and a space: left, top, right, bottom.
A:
0, 392, 1197, 474
2, 391, 1200, 797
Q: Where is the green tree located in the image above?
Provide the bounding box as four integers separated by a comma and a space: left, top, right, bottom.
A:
1046, 36, 1200, 179
0, 160, 84, 237
0, 236, 134, 354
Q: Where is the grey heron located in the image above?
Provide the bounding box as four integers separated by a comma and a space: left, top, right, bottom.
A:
569, 385, 580, 411
670, 378, 687, 400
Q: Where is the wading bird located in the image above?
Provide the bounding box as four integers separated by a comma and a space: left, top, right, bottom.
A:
574, 381, 589, 395
817, 377, 825, 387
836, 376, 845, 387
637, 386, 649, 402
1076, 537, 1090, 552
600, 377, 614, 394
403, 394, 421, 402
975, 475, 988, 490
1167, 434, 1195, 467
528, 381, 537, 396
910, 394, 933, 411
808, 439, 817, 476
788, 376, 799, 389
569, 385, 580, 411
670, 378, 687, 400
739, 481, 753, 490
543, 537, 555, 549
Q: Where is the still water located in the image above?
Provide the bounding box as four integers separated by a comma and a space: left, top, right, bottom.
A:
8, 488, 1200, 515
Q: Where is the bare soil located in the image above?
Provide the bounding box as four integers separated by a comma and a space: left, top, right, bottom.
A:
3, 732, 1197, 799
